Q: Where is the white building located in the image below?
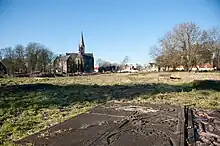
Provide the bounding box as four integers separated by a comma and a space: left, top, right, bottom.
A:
146, 63, 158, 72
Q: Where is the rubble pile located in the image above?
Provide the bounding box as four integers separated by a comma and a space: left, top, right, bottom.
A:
193, 109, 220, 146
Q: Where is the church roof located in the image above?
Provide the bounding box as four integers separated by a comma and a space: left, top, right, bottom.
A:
84, 53, 93, 57
63, 53, 93, 61
66, 53, 78, 56
67, 52, 93, 57
57, 55, 70, 62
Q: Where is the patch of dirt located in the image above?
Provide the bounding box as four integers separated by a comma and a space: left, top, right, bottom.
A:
18, 102, 219, 146
16, 103, 185, 146
84, 103, 184, 146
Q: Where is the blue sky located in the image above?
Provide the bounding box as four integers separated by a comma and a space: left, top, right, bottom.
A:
0, 0, 219, 65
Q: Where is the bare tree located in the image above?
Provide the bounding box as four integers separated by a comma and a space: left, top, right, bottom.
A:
119, 56, 129, 70
0, 49, 3, 60
47, 52, 56, 73
167, 22, 202, 71
37, 46, 54, 72
1, 47, 16, 74
122, 56, 129, 65
14, 44, 26, 73
190, 30, 214, 69
96, 58, 111, 67
151, 22, 219, 71
159, 32, 181, 70
206, 27, 220, 69
96, 58, 103, 66
25, 43, 42, 73
149, 45, 163, 59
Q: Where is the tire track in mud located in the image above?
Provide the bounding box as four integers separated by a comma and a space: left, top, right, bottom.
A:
90, 104, 183, 146
87, 111, 137, 146
16, 103, 185, 146
97, 119, 176, 146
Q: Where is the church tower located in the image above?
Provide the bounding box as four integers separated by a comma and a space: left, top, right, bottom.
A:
78, 32, 85, 55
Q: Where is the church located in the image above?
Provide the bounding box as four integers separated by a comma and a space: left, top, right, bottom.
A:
54, 33, 94, 74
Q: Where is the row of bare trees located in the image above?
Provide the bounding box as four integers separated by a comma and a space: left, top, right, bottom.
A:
0, 43, 56, 74
96, 56, 130, 69
96, 56, 143, 71
96, 56, 129, 70
151, 22, 220, 71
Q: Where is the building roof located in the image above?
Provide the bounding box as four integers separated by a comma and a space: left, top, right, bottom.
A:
176, 63, 213, 69
84, 53, 93, 57
67, 53, 78, 61
66, 53, 78, 56
198, 63, 213, 68
66, 52, 93, 57
56, 55, 70, 62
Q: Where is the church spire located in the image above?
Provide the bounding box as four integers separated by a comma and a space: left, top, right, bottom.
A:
79, 32, 85, 55
80, 32, 85, 47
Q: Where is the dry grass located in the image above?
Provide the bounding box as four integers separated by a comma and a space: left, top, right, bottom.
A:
0, 72, 220, 145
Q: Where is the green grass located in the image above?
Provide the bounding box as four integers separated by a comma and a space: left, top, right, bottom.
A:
0, 72, 220, 145
132, 89, 220, 109
0, 82, 96, 145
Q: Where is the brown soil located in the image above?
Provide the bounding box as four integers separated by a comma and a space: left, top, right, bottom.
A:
16, 103, 220, 146
15, 103, 220, 146
16, 103, 185, 146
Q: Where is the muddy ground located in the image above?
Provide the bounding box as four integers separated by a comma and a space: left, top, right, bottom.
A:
16, 103, 220, 146
16, 103, 185, 146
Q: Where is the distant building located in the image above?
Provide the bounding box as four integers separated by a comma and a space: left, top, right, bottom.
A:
54, 33, 94, 74
176, 63, 214, 71
197, 63, 214, 71
176, 65, 184, 71
146, 63, 158, 72
94, 66, 99, 72
0, 61, 7, 74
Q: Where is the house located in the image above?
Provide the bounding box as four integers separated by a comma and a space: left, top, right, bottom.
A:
119, 64, 139, 73
54, 33, 94, 74
94, 66, 99, 72
146, 63, 158, 72
176, 63, 214, 71
0, 61, 7, 75
196, 63, 214, 71
176, 65, 184, 71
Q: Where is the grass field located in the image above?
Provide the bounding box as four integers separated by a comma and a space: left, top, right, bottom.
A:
0, 72, 220, 145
